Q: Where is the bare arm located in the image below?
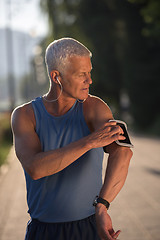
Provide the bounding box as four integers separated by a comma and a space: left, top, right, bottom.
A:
100, 143, 132, 202
86, 96, 133, 239
86, 96, 133, 201
95, 144, 132, 240
11, 103, 125, 180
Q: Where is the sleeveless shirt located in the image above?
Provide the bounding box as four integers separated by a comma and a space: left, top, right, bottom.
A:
24, 96, 104, 223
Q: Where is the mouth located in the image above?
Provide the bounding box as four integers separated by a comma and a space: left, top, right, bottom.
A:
82, 88, 89, 91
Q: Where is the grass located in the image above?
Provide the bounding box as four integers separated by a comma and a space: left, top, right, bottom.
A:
0, 113, 13, 167
0, 141, 12, 167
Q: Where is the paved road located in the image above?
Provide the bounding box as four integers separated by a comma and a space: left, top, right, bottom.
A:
0, 135, 160, 240
0, 149, 29, 240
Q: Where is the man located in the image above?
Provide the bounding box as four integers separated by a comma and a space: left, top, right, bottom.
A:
11, 38, 133, 240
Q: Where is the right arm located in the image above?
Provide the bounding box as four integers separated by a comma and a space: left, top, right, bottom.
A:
11, 104, 124, 180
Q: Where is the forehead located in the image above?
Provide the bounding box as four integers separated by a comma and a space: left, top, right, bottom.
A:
67, 56, 92, 73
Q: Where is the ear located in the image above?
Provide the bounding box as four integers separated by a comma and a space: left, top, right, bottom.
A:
50, 70, 60, 84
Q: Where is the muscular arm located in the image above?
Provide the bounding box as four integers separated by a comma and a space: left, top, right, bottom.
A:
11, 102, 124, 180
86, 95, 133, 239
86, 95, 133, 202
96, 144, 132, 240
100, 144, 132, 202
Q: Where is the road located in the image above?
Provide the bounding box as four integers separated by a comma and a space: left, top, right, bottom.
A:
0, 135, 160, 240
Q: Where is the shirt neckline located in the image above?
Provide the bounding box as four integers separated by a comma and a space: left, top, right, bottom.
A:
39, 96, 78, 119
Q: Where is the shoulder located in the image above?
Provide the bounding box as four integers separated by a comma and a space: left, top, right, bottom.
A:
83, 94, 113, 131
11, 101, 35, 132
11, 101, 34, 121
85, 94, 111, 110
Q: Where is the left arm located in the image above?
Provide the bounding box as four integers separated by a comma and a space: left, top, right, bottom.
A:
85, 95, 133, 239
100, 143, 132, 203
96, 143, 132, 240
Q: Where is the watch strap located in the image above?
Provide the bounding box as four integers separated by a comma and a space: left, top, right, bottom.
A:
93, 196, 110, 210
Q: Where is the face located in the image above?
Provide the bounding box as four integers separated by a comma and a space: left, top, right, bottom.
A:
60, 56, 93, 100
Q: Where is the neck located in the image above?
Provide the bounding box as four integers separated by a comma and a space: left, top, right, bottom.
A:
43, 91, 77, 117
43, 83, 62, 102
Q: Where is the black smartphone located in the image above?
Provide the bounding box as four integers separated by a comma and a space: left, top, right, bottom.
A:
109, 120, 134, 148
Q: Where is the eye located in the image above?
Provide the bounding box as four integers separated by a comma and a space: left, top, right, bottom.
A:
79, 73, 85, 77
78, 72, 91, 78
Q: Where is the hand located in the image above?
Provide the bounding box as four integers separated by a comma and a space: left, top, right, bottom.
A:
95, 204, 121, 240
89, 121, 125, 149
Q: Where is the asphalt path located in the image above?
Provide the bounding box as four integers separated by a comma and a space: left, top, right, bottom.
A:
0, 135, 160, 240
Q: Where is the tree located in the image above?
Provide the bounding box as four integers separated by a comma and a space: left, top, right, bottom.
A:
40, 0, 160, 134
126, 0, 160, 131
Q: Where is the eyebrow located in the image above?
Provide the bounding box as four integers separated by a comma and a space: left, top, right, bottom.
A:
79, 67, 93, 73
73, 66, 93, 75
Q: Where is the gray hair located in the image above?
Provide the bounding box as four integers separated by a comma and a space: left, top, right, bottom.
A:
45, 37, 92, 79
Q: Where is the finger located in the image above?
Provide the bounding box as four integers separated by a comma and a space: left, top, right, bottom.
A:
112, 133, 126, 142
112, 230, 121, 239
108, 126, 124, 136
104, 122, 123, 135
108, 121, 123, 134
105, 121, 117, 127
102, 230, 114, 240
98, 122, 116, 133
114, 125, 124, 135
117, 134, 126, 140
119, 126, 124, 135
108, 227, 115, 236
108, 120, 117, 124
103, 234, 113, 240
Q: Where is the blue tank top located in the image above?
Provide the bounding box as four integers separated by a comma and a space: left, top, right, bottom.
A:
24, 96, 104, 222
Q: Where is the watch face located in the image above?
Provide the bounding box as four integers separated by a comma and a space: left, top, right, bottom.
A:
93, 196, 110, 209
93, 197, 98, 206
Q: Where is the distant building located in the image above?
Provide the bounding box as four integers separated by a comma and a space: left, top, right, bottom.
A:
0, 28, 42, 110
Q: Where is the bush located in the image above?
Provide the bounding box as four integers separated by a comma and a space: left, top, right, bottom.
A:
0, 113, 12, 167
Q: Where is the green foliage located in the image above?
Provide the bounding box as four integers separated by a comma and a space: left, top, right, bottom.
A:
0, 142, 12, 167
0, 114, 12, 166
127, 0, 160, 39
40, 0, 160, 135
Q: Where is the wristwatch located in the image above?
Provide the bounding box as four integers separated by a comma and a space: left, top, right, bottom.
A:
93, 196, 110, 210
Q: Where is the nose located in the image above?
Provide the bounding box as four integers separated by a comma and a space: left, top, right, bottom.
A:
85, 74, 92, 85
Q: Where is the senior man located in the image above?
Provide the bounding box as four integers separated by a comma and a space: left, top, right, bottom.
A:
11, 37, 132, 240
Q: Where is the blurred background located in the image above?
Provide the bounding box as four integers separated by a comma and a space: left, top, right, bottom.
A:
0, 1, 160, 239
1, 0, 160, 166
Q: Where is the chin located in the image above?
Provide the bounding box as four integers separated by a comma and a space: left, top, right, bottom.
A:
78, 96, 88, 101
82, 93, 89, 99
85, 93, 89, 98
